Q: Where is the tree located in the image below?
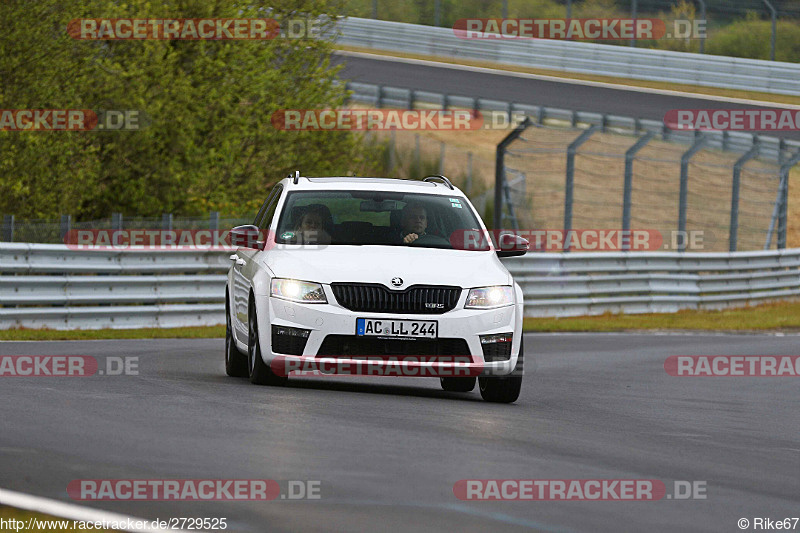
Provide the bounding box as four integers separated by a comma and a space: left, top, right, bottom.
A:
0, 0, 371, 219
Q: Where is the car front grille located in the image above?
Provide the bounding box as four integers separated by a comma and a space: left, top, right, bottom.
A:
316, 335, 472, 361
330, 283, 461, 314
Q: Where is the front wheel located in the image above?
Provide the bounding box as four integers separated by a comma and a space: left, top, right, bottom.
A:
248, 301, 287, 386
225, 293, 249, 377
478, 337, 523, 403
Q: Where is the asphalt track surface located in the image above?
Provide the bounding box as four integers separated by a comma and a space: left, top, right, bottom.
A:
2, 334, 799, 532
332, 53, 800, 142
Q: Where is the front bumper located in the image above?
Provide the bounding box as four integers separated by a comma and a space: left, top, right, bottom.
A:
255, 286, 523, 377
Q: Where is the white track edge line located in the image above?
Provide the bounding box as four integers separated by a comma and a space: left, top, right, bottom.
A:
0, 487, 173, 532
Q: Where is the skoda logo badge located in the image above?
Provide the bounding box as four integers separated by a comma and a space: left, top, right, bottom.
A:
391, 277, 403, 287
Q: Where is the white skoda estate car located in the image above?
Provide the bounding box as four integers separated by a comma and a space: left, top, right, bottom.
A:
225, 174, 528, 403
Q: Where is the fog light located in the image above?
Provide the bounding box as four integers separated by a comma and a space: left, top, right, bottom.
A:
480, 333, 513, 344
480, 333, 513, 362
273, 326, 310, 338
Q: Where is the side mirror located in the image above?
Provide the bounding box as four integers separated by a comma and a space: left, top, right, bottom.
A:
230, 225, 262, 250
496, 232, 529, 258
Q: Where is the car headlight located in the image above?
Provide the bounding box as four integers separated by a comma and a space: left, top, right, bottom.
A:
270, 278, 327, 303
465, 286, 513, 309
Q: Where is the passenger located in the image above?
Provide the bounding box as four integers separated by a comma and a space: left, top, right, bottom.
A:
294, 207, 331, 244
398, 203, 428, 244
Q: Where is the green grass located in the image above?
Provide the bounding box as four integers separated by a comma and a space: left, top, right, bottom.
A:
523, 300, 800, 332
0, 325, 225, 341
2, 300, 799, 340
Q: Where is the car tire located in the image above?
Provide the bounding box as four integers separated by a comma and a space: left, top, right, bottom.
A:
478, 336, 523, 403
248, 299, 287, 386
440, 376, 476, 392
225, 293, 249, 378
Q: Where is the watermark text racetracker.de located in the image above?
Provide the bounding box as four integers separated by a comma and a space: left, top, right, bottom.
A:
67, 18, 323, 40
64, 229, 247, 250
665, 109, 800, 132
68, 479, 321, 501
271, 109, 525, 131
451, 229, 709, 252
453, 479, 707, 500
0, 356, 138, 377
453, 18, 707, 40
0, 109, 145, 131
665, 356, 800, 377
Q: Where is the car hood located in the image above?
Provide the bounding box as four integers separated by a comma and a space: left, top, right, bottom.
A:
261, 245, 511, 288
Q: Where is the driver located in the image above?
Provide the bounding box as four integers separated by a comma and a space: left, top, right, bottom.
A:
398, 203, 428, 244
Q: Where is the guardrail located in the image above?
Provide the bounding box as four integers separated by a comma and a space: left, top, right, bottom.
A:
2, 244, 799, 329
504, 249, 800, 317
335, 18, 800, 97
0, 243, 229, 330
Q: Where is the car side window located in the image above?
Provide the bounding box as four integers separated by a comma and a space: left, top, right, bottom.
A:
253, 185, 281, 227
258, 185, 283, 231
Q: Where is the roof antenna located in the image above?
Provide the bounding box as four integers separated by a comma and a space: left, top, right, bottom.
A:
292, 170, 300, 184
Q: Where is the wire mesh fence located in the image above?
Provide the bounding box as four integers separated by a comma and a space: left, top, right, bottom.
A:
501, 123, 785, 252
0, 213, 252, 244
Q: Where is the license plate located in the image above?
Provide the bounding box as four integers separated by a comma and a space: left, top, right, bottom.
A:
356, 318, 438, 339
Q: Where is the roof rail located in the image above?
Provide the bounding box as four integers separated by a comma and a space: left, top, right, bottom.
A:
422, 175, 454, 190
289, 170, 301, 184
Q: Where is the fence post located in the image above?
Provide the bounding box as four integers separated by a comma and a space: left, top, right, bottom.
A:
729, 142, 759, 252
209, 211, 220, 231
777, 151, 800, 249
678, 135, 707, 252
376, 85, 384, 108
466, 152, 473, 195
162, 213, 173, 231
409, 89, 416, 110
438, 142, 446, 175
389, 128, 396, 170
60, 214, 72, 242
762, 0, 777, 61
564, 126, 599, 251
629, 0, 638, 48
622, 131, 655, 249
414, 134, 421, 176
697, 0, 707, 54
495, 118, 531, 231
1, 215, 14, 242
112, 213, 123, 231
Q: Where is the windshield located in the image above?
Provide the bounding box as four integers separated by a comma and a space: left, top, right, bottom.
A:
274, 190, 485, 249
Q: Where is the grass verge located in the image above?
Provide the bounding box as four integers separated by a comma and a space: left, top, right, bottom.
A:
336, 45, 800, 106
0, 325, 225, 341
523, 300, 800, 332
